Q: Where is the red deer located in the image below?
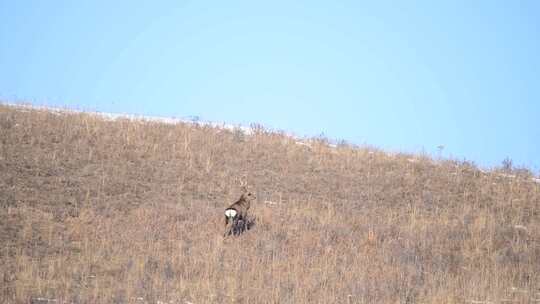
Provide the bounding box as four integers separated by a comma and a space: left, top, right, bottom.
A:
224, 188, 256, 236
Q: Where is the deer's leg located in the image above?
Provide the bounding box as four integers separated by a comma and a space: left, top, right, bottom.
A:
240, 215, 248, 233
237, 219, 246, 235
231, 218, 238, 236
224, 223, 232, 237
223, 216, 229, 237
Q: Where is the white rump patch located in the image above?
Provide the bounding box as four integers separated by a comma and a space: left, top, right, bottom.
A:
225, 209, 237, 218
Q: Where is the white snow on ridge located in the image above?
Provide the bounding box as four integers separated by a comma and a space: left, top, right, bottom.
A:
295, 141, 312, 149
496, 173, 516, 179
3, 102, 255, 134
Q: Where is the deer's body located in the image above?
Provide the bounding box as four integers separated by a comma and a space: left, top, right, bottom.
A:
224, 191, 255, 236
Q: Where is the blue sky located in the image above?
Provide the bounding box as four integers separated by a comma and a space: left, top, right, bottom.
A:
1, 1, 539, 171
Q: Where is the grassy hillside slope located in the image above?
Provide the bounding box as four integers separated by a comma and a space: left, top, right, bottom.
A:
1, 104, 539, 303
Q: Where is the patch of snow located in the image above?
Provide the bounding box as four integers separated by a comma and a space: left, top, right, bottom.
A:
497, 173, 516, 179
387, 152, 398, 158
514, 225, 527, 231
467, 300, 493, 304
31, 298, 57, 303
510, 287, 529, 293
295, 141, 312, 148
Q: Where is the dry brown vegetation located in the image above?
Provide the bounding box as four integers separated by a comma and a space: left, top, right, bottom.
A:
1, 104, 539, 304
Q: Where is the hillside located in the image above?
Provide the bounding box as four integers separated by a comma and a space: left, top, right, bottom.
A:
1, 104, 539, 303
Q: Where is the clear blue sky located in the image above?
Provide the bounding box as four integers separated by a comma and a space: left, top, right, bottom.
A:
1, 1, 539, 171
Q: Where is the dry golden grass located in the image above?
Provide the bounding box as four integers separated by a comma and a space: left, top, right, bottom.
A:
0, 104, 539, 303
